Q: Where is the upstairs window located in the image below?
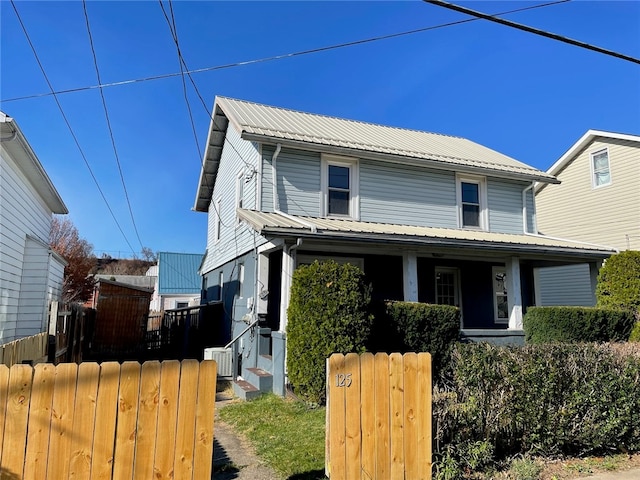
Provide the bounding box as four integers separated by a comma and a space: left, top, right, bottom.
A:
591, 149, 611, 187
456, 175, 487, 229
321, 155, 359, 219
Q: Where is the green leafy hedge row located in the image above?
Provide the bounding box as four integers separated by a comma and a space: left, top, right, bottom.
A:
523, 306, 635, 343
433, 342, 640, 462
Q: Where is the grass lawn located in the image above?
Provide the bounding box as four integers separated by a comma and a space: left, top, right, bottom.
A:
218, 394, 326, 479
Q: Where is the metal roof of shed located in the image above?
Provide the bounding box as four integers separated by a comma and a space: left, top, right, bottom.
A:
158, 252, 203, 294
195, 97, 558, 212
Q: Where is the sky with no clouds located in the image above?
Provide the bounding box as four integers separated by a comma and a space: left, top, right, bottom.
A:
2, 1, 639, 258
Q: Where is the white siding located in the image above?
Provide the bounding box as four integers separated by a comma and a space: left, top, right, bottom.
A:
487, 178, 527, 234
536, 264, 595, 306
0, 147, 55, 343
16, 237, 49, 337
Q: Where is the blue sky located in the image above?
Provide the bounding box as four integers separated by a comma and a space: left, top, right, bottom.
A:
2, 1, 639, 258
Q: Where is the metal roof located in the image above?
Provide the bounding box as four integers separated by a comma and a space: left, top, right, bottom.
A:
158, 252, 203, 294
95, 274, 156, 290
238, 209, 615, 258
194, 97, 558, 212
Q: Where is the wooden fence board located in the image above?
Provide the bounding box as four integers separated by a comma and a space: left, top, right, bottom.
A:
154, 360, 181, 480
47, 363, 78, 479
1, 364, 33, 476
418, 353, 433, 479
0, 365, 9, 458
174, 359, 199, 480
389, 353, 405, 480
112, 362, 142, 480
359, 353, 375, 480
23, 363, 55, 479
328, 353, 346, 480
68, 362, 100, 480
404, 353, 419, 480
193, 360, 217, 480
133, 361, 162, 479
374, 353, 391, 479
344, 353, 361, 480
90, 362, 121, 480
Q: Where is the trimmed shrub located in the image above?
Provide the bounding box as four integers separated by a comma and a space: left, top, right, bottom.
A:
372, 301, 460, 378
630, 322, 640, 342
286, 260, 374, 404
433, 342, 640, 459
596, 250, 640, 313
523, 306, 635, 343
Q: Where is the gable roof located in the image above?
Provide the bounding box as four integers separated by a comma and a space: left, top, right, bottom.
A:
0, 112, 68, 214
158, 252, 202, 294
194, 97, 558, 212
238, 209, 615, 259
536, 129, 640, 193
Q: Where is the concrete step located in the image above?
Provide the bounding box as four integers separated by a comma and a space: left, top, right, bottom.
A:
245, 367, 273, 392
257, 354, 273, 371
232, 379, 262, 401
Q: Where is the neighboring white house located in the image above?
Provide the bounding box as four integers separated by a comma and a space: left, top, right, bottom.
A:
535, 130, 640, 306
193, 97, 614, 398
0, 112, 68, 344
149, 252, 202, 312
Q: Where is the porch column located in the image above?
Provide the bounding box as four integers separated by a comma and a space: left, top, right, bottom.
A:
279, 244, 296, 332
589, 260, 603, 305
256, 252, 269, 315
403, 252, 419, 302
507, 256, 523, 330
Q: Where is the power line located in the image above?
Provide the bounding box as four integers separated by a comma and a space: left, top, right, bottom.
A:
2, 0, 570, 104
9, 0, 137, 256
82, 0, 145, 251
425, 0, 640, 65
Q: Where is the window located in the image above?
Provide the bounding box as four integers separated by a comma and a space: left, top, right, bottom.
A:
176, 301, 188, 309
456, 175, 487, 229
435, 267, 459, 307
236, 172, 245, 224
321, 155, 359, 218
591, 149, 611, 187
493, 267, 508, 323
214, 197, 222, 242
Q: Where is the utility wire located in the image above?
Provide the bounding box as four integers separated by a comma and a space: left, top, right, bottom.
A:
9, 0, 136, 256
3, 0, 570, 104
82, 0, 145, 251
425, 0, 640, 65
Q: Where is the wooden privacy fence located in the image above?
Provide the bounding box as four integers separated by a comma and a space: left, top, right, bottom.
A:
0, 332, 48, 367
326, 352, 432, 480
0, 359, 217, 479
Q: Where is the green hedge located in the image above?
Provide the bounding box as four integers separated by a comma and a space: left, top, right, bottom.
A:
630, 322, 640, 342
370, 301, 459, 378
286, 260, 374, 404
433, 343, 640, 461
523, 306, 635, 343
596, 250, 640, 312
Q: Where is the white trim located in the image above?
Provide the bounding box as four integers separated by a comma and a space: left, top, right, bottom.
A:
320, 153, 360, 220
589, 147, 612, 189
257, 143, 263, 210
434, 266, 460, 308
238, 263, 245, 299
214, 196, 222, 243
492, 266, 509, 324
456, 173, 488, 230
235, 171, 245, 225
507, 257, 523, 330
403, 252, 418, 302
218, 271, 224, 301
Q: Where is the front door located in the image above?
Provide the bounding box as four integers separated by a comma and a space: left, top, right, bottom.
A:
435, 267, 460, 307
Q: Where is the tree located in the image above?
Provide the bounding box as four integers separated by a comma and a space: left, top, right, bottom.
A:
596, 250, 640, 315
50, 217, 96, 303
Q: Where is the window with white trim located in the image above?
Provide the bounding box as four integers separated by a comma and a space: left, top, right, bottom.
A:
591, 148, 611, 187
214, 197, 222, 242
321, 155, 359, 219
456, 175, 487, 229
492, 267, 508, 323
435, 267, 459, 307
176, 301, 188, 309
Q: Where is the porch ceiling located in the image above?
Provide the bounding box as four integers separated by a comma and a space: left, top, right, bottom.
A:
238, 209, 616, 260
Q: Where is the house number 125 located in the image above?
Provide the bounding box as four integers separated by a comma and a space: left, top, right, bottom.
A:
335, 373, 352, 387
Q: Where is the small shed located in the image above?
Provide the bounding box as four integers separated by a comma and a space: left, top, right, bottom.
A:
89, 279, 153, 359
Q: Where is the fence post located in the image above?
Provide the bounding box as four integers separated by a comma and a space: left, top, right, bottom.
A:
48, 301, 59, 363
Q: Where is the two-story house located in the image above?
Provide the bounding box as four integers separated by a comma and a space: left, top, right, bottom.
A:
194, 97, 614, 398
535, 130, 640, 306
1, 112, 68, 344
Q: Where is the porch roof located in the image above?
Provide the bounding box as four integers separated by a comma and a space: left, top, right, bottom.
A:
238, 209, 616, 259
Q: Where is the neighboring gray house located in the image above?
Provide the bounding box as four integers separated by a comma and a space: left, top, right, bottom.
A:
535, 130, 640, 306
0, 112, 68, 344
194, 97, 614, 398
149, 252, 202, 312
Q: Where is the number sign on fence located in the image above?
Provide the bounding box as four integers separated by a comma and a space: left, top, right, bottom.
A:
0, 359, 216, 480
326, 352, 432, 480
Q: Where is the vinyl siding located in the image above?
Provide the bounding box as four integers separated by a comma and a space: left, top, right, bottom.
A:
202, 124, 266, 274
360, 160, 457, 227
525, 188, 536, 233
536, 264, 595, 306
487, 178, 527, 234
537, 138, 640, 250
272, 148, 321, 216
0, 148, 55, 343
17, 237, 49, 336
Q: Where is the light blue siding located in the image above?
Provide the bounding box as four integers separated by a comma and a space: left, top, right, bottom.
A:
487, 178, 526, 234
360, 160, 457, 227
536, 264, 595, 306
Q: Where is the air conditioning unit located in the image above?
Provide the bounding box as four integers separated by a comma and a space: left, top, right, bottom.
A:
204, 347, 233, 378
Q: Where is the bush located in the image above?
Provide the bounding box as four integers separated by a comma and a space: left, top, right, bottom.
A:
596, 250, 640, 313
523, 306, 635, 343
433, 342, 640, 459
630, 322, 640, 342
286, 260, 374, 404
371, 301, 460, 378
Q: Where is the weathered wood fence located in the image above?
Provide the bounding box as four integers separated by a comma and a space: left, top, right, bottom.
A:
48, 301, 91, 364
0, 359, 217, 479
326, 352, 432, 480
0, 332, 48, 367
